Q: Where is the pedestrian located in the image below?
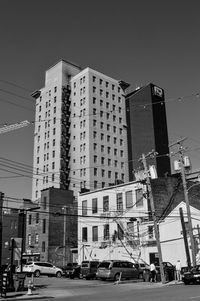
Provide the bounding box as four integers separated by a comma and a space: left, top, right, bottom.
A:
150, 262, 157, 282
175, 260, 182, 281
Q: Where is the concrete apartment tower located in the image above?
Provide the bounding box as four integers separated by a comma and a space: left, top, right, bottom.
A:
31, 60, 129, 202
126, 83, 171, 180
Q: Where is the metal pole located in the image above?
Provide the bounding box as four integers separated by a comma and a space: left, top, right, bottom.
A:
141, 153, 165, 284
63, 206, 67, 266
179, 145, 196, 267
20, 210, 25, 272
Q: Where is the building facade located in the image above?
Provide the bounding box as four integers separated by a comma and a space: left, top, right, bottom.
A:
126, 83, 171, 181
31, 60, 129, 203
26, 187, 77, 266
77, 181, 148, 264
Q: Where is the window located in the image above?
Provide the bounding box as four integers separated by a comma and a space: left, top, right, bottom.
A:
112, 84, 115, 90
92, 76, 96, 82
106, 113, 110, 119
93, 97, 96, 104
108, 170, 111, 178
101, 157, 105, 164
43, 196, 47, 210
117, 223, 124, 240
82, 200, 87, 216
92, 198, 98, 213
101, 133, 104, 140
148, 226, 154, 239
28, 214, 32, 225
114, 137, 117, 144
93, 143, 97, 151
100, 122, 104, 129
102, 169, 105, 177
106, 102, 109, 109
107, 147, 111, 154
100, 89, 103, 96
103, 196, 109, 212
93, 131, 97, 139
54, 96, 57, 103
93, 86, 96, 93
92, 226, 98, 241
116, 193, 123, 213
113, 115, 116, 122
104, 224, 109, 240
94, 168, 97, 176
100, 111, 103, 117
94, 155, 97, 163
136, 189, 143, 207
100, 99, 103, 106
108, 158, 111, 166
42, 241, 45, 252
36, 212, 39, 224
120, 150, 124, 157
42, 219, 46, 233
52, 150, 55, 158
53, 139, 56, 146
102, 182, 105, 188
93, 119, 97, 126
107, 124, 110, 131
112, 94, 115, 100
52, 162, 55, 169
35, 233, 39, 244
28, 234, 31, 246
94, 181, 98, 189
114, 149, 117, 156
118, 96, 121, 103
99, 78, 103, 85
82, 227, 88, 242
126, 191, 133, 208
107, 135, 110, 142
106, 81, 109, 88
53, 128, 56, 135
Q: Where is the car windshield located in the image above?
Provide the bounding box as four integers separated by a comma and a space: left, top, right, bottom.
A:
26, 262, 33, 265
98, 262, 110, 268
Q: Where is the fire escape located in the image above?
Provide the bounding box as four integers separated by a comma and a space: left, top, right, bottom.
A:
60, 84, 71, 190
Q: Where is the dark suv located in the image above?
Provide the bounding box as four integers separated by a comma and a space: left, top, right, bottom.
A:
80, 261, 100, 280
62, 263, 78, 278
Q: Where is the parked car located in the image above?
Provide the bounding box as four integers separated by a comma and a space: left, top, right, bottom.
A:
80, 261, 100, 280
134, 263, 150, 279
69, 265, 81, 279
62, 263, 78, 278
16, 261, 63, 278
156, 262, 175, 282
182, 265, 200, 285
96, 260, 139, 281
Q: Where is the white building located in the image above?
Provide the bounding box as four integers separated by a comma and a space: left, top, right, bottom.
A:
31, 60, 129, 202
159, 201, 200, 266
77, 181, 149, 264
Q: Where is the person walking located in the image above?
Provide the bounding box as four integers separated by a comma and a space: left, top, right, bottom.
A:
175, 260, 182, 281
150, 262, 157, 282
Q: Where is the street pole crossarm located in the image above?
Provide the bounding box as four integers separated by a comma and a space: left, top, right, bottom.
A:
169, 137, 187, 148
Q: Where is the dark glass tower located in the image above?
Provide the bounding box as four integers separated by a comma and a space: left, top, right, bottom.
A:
126, 83, 171, 180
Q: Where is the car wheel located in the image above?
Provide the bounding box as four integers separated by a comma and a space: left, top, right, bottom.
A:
184, 280, 190, 285
56, 271, 62, 278
114, 273, 120, 281
34, 270, 40, 277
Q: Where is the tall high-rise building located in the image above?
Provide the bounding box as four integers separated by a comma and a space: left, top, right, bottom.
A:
126, 83, 171, 180
31, 60, 129, 202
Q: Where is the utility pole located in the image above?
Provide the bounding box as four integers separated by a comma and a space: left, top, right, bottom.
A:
140, 152, 165, 284
62, 206, 67, 266
0, 192, 4, 273
179, 207, 191, 268
170, 138, 196, 267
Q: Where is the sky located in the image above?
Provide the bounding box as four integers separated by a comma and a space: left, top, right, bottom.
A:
0, 0, 200, 202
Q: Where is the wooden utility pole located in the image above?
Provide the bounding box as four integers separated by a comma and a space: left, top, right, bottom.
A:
179, 207, 191, 268
177, 140, 196, 267
140, 152, 165, 284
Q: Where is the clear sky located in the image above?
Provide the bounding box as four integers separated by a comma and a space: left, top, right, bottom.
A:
0, 0, 200, 201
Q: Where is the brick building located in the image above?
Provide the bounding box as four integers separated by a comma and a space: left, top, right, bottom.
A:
26, 187, 77, 266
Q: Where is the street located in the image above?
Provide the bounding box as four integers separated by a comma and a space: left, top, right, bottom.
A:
24, 276, 200, 301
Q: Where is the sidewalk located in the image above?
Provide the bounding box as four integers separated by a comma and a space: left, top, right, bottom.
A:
0, 279, 184, 300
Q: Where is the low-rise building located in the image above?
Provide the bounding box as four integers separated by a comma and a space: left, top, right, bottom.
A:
78, 181, 148, 264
